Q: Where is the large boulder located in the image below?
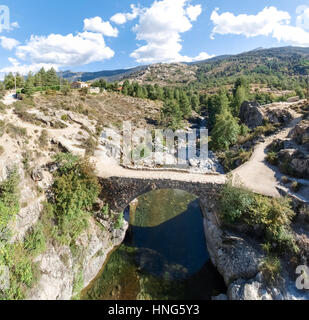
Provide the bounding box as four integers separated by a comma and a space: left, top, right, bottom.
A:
277, 149, 309, 178
239, 101, 264, 129
291, 120, 309, 149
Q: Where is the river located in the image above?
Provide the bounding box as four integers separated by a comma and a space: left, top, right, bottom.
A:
81, 189, 226, 300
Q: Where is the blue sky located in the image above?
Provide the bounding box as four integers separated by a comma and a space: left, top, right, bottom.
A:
0, 0, 309, 77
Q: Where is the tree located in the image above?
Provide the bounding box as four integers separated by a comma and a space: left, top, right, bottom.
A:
23, 72, 35, 96
234, 85, 247, 116
34, 68, 46, 87
191, 94, 200, 113
160, 99, 183, 130
179, 93, 192, 119
210, 109, 240, 151
207, 90, 230, 130
4, 73, 15, 89
45, 68, 59, 87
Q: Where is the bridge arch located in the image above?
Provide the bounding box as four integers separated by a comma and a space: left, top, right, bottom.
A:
99, 176, 224, 213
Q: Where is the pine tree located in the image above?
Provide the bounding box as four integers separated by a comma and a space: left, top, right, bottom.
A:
179, 93, 192, 119
160, 99, 183, 130
234, 85, 247, 116
210, 109, 240, 151
45, 68, 59, 87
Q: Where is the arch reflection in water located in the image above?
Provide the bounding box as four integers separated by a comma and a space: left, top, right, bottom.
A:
82, 189, 226, 300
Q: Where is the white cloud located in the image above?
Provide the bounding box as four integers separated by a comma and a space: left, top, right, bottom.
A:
296, 5, 309, 31
83, 17, 118, 37
10, 21, 19, 29
272, 24, 309, 47
189, 51, 214, 62
210, 7, 290, 39
0, 57, 58, 76
110, 4, 140, 25
210, 6, 309, 47
15, 31, 114, 67
0, 36, 20, 50
130, 0, 210, 64
186, 4, 202, 21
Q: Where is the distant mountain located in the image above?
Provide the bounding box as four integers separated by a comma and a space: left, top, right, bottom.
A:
59, 65, 148, 83
60, 46, 309, 88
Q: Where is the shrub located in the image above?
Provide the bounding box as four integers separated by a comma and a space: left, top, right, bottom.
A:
48, 153, 100, 244
83, 137, 98, 156
266, 151, 278, 165
0, 242, 38, 300
24, 223, 46, 258
6, 124, 27, 139
114, 213, 124, 230
61, 114, 69, 122
220, 149, 253, 172
220, 181, 298, 254
38, 129, 49, 149
219, 180, 255, 223
0, 168, 20, 231
260, 256, 281, 284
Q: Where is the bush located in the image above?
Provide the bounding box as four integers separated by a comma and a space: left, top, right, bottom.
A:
260, 256, 281, 284
220, 180, 298, 254
5, 124, 27, 139
83, 137, 98, 156
38, 130, 49, 149
24, 223, 46, 258
266, 151, 278, 165
219, 180, 255, 223
0, 168, 20, 232
47, 153, 100, 244
61, 114, 69, 122
220, 149, 253, 172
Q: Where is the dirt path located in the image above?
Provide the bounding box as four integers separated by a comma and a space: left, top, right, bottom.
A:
232, 110, 303, 198
1, 91, 18, 106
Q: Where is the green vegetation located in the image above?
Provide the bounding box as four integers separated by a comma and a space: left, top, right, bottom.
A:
21, 68, 66, 96
210, 108, 240, 150
40, 153, 100, 245
260, 256, 281, 284
219, 179, 298, 255
0, 169, 20, 235
266, 151, 278, 166
0, 169, 43, 300
219, 149, 253, 172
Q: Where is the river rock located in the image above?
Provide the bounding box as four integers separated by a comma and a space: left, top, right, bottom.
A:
203, 214, 263, 285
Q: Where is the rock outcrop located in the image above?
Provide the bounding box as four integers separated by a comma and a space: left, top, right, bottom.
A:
277, 149, 309, 178
200, 200, 309, 300
291, 120, 309, 149
27, 218, 128, 300
239, 101, 264, 129
240, 101, 294, 130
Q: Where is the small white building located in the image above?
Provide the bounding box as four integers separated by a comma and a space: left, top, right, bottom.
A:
71, 81, 90, 89
89, 87, 100, 94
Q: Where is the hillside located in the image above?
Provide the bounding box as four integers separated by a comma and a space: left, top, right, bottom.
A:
61, 46, 309, 91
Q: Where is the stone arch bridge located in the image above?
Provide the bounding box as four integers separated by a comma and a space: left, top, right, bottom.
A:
99, 174, 226, 213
